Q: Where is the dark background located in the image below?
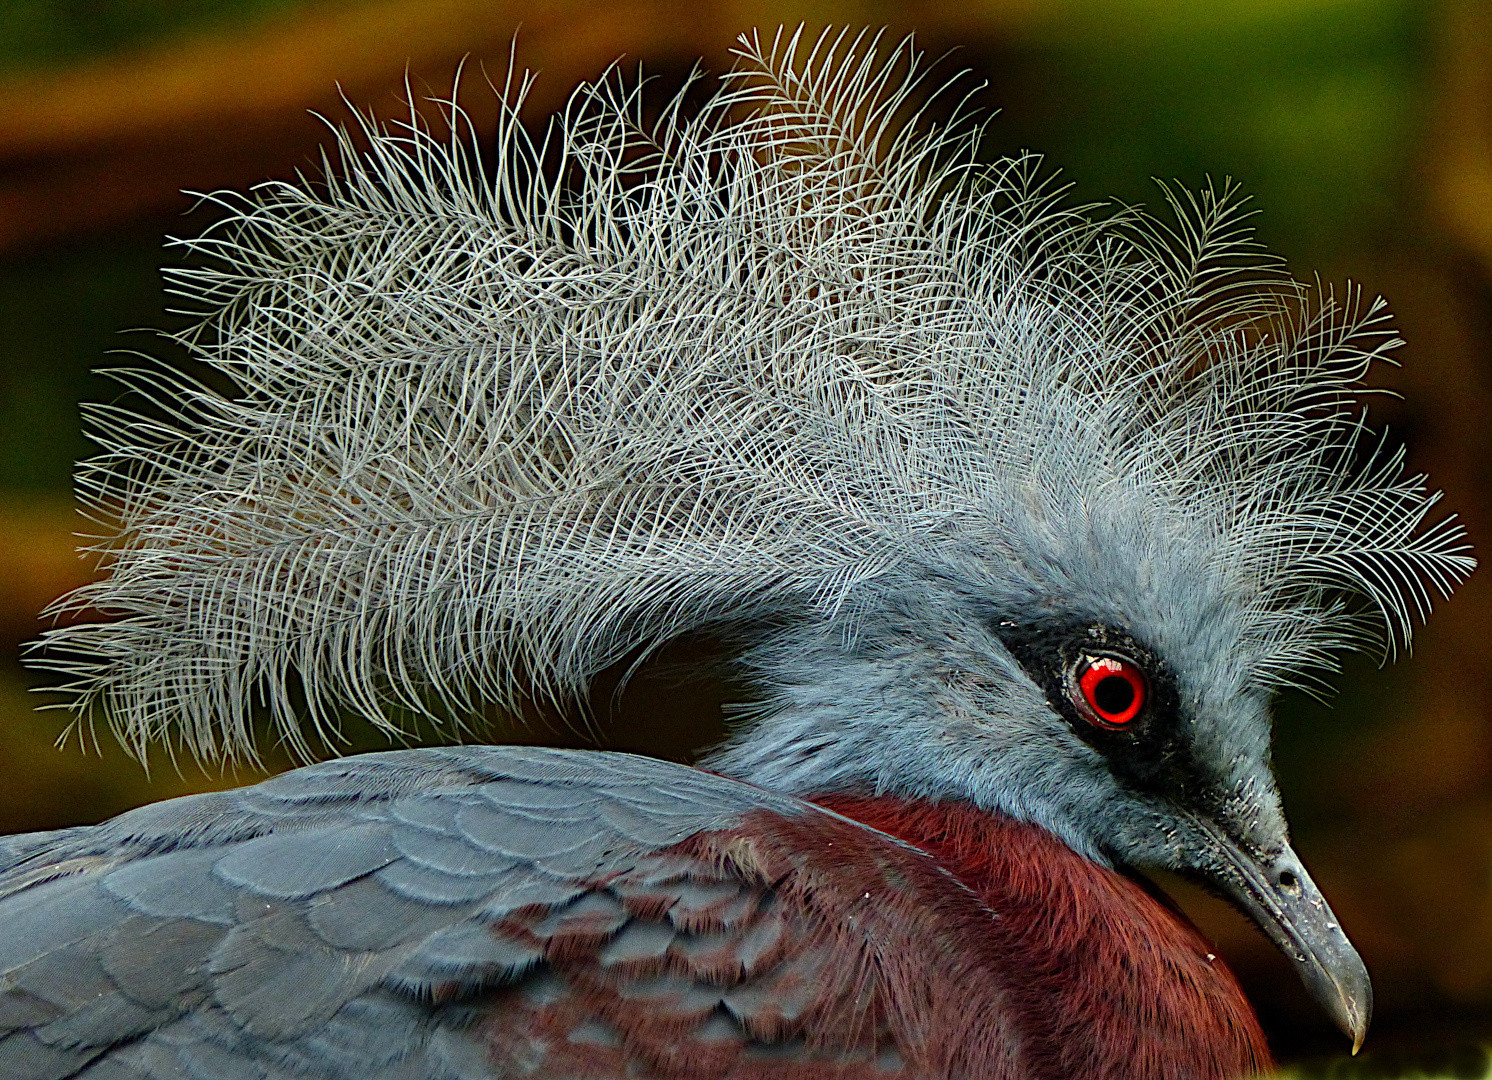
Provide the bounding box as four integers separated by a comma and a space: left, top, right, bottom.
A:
1, 1, 1489, 1073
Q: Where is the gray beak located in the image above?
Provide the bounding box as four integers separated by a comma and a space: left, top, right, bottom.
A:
1192, 821, 1372, 1054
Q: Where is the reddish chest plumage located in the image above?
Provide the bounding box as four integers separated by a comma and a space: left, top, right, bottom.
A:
808, 796, 1273, 1080
476, 795, 1270, 1080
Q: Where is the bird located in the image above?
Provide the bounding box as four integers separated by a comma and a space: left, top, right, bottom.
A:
0, 26, 1475, 1080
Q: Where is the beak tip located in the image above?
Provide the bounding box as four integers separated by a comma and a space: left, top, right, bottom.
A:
1334, 969, 1372, 1057
1348, 1006, 1369, 1057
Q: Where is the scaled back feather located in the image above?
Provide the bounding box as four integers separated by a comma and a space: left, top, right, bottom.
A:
31, 28, 1474, 763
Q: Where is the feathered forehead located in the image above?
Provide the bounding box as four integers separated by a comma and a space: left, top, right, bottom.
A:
30, 27, 1472, 762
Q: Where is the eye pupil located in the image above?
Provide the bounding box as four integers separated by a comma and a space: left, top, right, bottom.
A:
1093, 675, 1135, 716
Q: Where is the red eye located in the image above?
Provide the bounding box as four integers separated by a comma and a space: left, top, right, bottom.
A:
1077, 656, 1146, 726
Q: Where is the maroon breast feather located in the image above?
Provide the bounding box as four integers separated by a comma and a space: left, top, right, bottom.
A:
473, 796, 1270, 1080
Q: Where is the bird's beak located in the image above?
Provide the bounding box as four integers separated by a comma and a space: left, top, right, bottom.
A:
1190, 819, 1372, 1054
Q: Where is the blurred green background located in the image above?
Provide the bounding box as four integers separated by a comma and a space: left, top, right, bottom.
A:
1, 0, 1489, 1073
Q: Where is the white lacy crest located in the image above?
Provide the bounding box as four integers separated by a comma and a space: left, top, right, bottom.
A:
31, 28, 1474, 763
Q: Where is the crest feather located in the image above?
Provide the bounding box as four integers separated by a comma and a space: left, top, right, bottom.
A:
30, 27, 1474, 762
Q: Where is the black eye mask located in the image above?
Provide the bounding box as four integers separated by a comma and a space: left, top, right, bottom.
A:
989, 616, 1219, 810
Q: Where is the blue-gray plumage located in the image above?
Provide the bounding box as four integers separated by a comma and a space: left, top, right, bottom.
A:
0, 748, 835, 1079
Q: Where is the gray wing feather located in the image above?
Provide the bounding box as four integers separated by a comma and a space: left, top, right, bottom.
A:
0, 746, 819, 1079
213, 825, 401, 898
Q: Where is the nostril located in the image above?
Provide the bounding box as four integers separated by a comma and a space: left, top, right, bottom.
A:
1277, 869, 1298, 892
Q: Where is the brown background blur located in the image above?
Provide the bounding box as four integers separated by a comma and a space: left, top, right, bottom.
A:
1, 0, 1489, 1072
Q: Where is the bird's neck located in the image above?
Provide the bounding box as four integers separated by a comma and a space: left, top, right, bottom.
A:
809, 794, 1274, 1079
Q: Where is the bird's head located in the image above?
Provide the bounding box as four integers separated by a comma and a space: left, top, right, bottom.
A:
707, 408, 1440, 1052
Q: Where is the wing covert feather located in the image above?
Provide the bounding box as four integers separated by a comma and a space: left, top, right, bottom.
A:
0, 747, 937, 1079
